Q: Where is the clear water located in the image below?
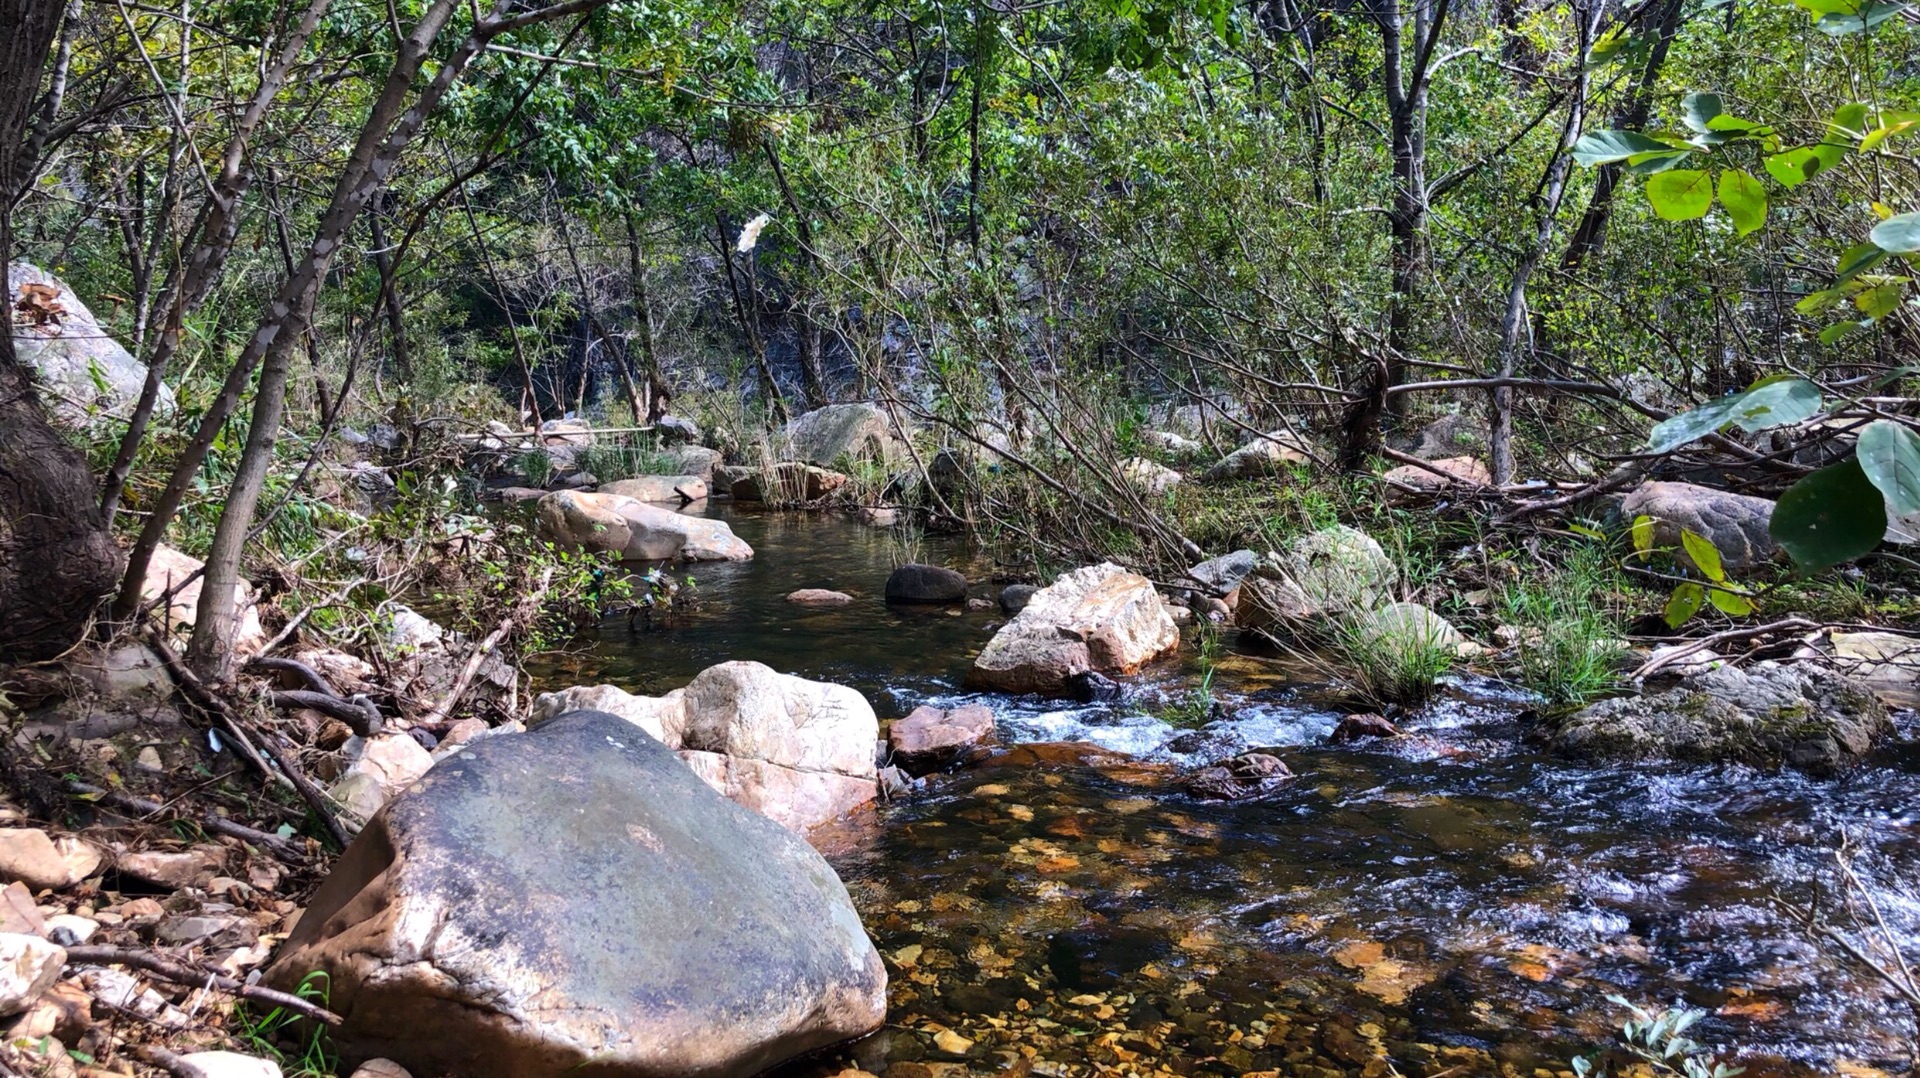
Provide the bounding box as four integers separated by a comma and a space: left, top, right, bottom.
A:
533, 504, 1920, 1078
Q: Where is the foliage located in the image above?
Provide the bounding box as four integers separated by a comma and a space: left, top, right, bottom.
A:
1501, 544, 1627, 705
1571, 997, 1744, 1078
1323, 610, 1456, 710
234, 972, 335, 1078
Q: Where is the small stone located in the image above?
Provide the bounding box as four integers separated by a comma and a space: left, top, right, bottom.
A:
155, 912, 256, 946
331, 733, 435, 822
998, 585, 1037, 615
1330, 714, 1401, 743
440, 718, 489, 746
42, 914, 97, 945
932, 1030, 975, 1056
350, 1062, 413, 1078
172, 1052, 284, 1078
1184, 753, 1292, 801
888, 705, 996, 776
134, 745, 165, 772
788, 589, 855, 605
0, 830, 102, 892
0, 932, 66, 1015
117, 846, 225, 889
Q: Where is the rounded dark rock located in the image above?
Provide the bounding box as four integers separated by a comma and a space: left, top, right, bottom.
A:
998, 584, 1038, 614
885, 563, 969, 604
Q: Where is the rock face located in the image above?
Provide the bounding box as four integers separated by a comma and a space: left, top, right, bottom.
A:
888, 705, 995, 775
599, 475, 708, 504
8, 263, 175, 429
729, 462, 849, 502
536, 490, 753, 562
1236, 526, 1397, 637
783, 403, 903, 466
1381, 456, 1490, 504
265, 710, 887, 1078
968, 563, 1178, 695
1552, 663, 1891, 774
0, 830, 101, 892
533, 662, 879, 832
1622, 481, 1777, 573
1200, 430, 1312, 481
885, 564, 969, 605
1120, 457, 1182, 496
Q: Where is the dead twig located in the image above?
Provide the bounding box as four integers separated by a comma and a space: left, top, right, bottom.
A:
264, 688, 383, 736
65, 946, 343, 1025
417, 566, 552, 726
1628, 617, 1821, 681
63, 781, 310, 863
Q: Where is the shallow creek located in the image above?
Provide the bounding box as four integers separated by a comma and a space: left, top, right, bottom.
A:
529, 505, 1920, 1078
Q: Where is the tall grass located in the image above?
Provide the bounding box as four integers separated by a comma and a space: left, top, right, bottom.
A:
1500, 544, 1627, 706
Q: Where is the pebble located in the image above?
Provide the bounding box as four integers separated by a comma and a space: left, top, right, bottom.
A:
350, 1062, 413, 1078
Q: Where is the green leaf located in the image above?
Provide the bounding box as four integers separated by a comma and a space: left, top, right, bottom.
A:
1569, 522, 1606, 540
1681, 529, 1727, 581
1682, 92, 1724, 134
1790, 0, 1864, 15
1707, 587, 1756, 616
1833, 103, 1873, 138
1724, 376, 1822, 431
1861, 113, 1920, 151
1869, 212, 1920, 253
1796, 288, 1848, 315
1632, 514, 1656, 556
1857, 420, 1920, 516
1626, 149, 1702, 176
1572, 129, 1673, 166
1837, 240, 1889, 281
1817, 0, 1910, 33
1820, 320, 1869, 344
1717, 169, 1768, 236
1647, 397, 1738, 452
1646, 170, 1714, 220
1664, 582, 1705, 627
1769, 457, 1888, 569
1857, 284, 1905, 319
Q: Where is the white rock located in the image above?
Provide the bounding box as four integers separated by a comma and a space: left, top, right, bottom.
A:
0, 932, 65, 1015
172, 1052, 284, 1078
331, 734, 435, 823
42, 914, 97, 945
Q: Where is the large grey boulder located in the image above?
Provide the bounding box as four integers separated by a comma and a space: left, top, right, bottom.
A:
967, 563, 1178, 695
884, 563, 968, 604
532, 662, 879, 832
1185, 549, 1258, 595
8, 263, 174, 429
536, 490, 752, 561
1236, 525, 1397, 638
265, 710, 887, 1078
1552, 663, 1890, 774
1621, 481, 1776, 573
658, 444, 722, 483
782, 403, 904, 466
1200, 430, 1312, 481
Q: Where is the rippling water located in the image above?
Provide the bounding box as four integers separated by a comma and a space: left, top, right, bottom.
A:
532, 504, 1920, 1077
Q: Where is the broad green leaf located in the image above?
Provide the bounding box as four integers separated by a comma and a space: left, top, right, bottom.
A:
1817, 0, 1909, 33
1664, 583, 1705, 627
1833, 103, 1873, 138
1820, 320, 1869, 344
1683, 92, 1724, 134
1647, 397, 1738, 452
1857, 420, 1920, 516
1790, 0, 1863, 15
1769, 457, 1888, 569
1724, 376, 1822, 431
1706, 114, 1762, 133
1870, 212, 1920, 253
1857, 283, 1904, 319
1625, 149, 1701, 176
1572, 129, 1672, 166
1764, 147, 1836, 187
1838, 240, 1889, 280
1632, 514, 1656, 556
1717, 169, 1767, 235
1862, 115, 1920, 151
1796, 288, 1847, 315
1707, 588, 1756, 616
1646, 169, 1713, 221
1681, 529, 1727, 581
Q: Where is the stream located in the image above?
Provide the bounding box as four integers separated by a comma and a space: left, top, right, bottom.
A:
530, 504, 1920, 1078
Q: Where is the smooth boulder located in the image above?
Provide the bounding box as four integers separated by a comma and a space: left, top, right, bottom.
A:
783, 403, 904, 466
599, 475, 708, 504
1621, 481, 1776, 573
533, 662, 879, 832
1200, 430, 1311, 481
1552, 663, 1890, 774
265, 710, 887, 1078
8, 262, 175, 429
1120, 457, 1182, 496
1381, 456, 1490, 504
536, 490, 752, 561
967, 563, 1178, 695
885, 563, 968, 605
0, 830, 101, 892
730, 462, 849, 502
887, 705, 995, 775
1236, 525, 1397, 637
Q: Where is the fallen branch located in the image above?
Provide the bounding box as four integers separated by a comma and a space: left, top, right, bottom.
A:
63, 781, 308, 863
65, 945, 343, 1025
265, 688, 383, 736
417, 565, 552, 726
246, 655, 338, 695
1629, 617, 1821, 681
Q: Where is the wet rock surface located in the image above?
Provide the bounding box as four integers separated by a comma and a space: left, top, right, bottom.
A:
886, 563, 969, 605
536, 489, 754, 561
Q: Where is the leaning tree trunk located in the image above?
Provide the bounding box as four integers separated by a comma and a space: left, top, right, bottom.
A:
0, 0, 120, 662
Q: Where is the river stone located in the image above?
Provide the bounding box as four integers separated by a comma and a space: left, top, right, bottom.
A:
1236, 525, 1397, 638
599, 475, 707, 504
998, 584, 1037, 614
887, 705, 995, 776
783, 403, 904, 466
1821, 631, 1920, 688
1200, 430, 1312, 481
532, 662, 879, 832
1621, 481, 1776, 573
1185, 550, 1258, 595
659, 444, 723, 483
536, 490, 753, 561
1551, 663, 1890, 774
1119, 457, 1182, 496
8, 262, 175, 429
1183, 752, 1291, 801
788, 588, 854, 605
885, 564, 969, 604
0, 933, 65, 1016
967, 563, 1178, 695
265, 710, 887, 1078
142, 544, 268, 657
730, 462, 849, 502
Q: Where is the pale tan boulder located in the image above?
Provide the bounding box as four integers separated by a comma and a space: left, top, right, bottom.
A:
1200, 430, 1312, 481
329, 734, 434, 824
1381, 456, 1491, 504
1120, 457, 1183, 496
967, 563, 1178, 695
0, 830, 102, 892
142, 544, 267, 657
535, 490, 752, 561
599, 475, 708, 503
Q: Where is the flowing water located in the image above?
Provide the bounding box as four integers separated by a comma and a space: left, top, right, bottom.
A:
532, 504, 1920, 1078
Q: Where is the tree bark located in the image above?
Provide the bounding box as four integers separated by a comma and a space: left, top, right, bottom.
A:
0, 0, 120, 662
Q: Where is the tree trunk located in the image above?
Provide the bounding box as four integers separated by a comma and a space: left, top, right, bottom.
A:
0, 0, 120, 662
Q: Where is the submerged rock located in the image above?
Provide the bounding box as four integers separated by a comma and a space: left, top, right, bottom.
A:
1331, 713, 1401, 742
1236, 525, 1397, 638
885, 564, 968, 604
967, 563, 1178, 695
536, 490, 753, 561
1621, 481, 1776, 573
265, 710, 887, 1078
888, 705, 995, 775
998, 584, 1037, 614
533, 661, 879, 832
1184, 752, 1292, 801
1552, 663, 1890, 774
